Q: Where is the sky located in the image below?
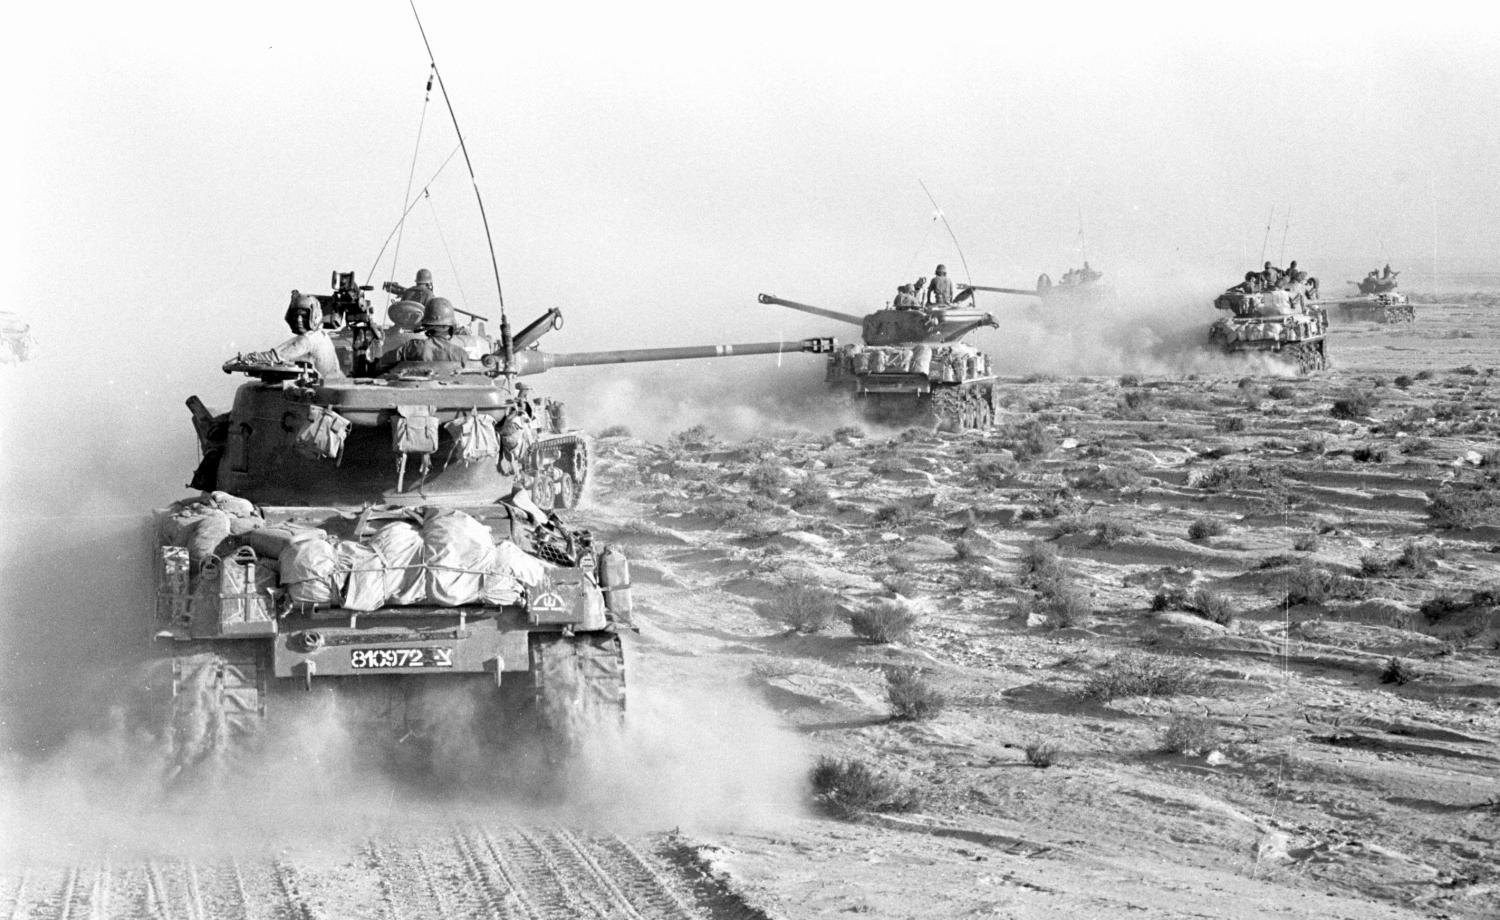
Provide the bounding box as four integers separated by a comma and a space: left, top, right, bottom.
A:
2, 3, 1499, 729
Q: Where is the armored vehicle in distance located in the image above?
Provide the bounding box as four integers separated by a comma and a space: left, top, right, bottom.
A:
759, 292, 1001, 430
1208, 273, 1329, 373
1332, 268, 1414, 324
958, 263, 1110, 309
0, 312, 38, 364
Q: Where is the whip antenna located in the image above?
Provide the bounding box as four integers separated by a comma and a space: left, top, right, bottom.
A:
390, 63, 435, 292
367, 145, 461, 284
1260, 206, 1274, 264
409, 0, 507, 320
919, 179, 972, 288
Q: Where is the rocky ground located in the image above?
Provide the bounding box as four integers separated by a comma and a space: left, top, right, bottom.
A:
3, 293, 1497, 919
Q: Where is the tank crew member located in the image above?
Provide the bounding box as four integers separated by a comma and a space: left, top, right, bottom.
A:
1382, 264, 1398, 279
382, 267, 436, 307
1260, 261, 1281, 287
246, 295, 344, 379
926, 264, 955, 306
1080, 261, 1100, 283
893, 284, 920, 309
379, 297, 469, 369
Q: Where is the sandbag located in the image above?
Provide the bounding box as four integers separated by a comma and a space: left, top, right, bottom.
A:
481, 572, 524, 606
242, 523, 326, 560
336, 540, 388, 612
279, 537, 341, 606
909, 344, 932, 376
371, 521, 426, 605
422, 510, 495, 606
188, 510, 233, 564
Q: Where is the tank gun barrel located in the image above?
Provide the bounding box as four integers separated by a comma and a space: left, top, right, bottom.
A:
510, 338, 836, 376
758, 293, 867, 327
959, 284, 1041, 298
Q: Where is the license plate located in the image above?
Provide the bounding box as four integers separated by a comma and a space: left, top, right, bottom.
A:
349, 647, 454, 669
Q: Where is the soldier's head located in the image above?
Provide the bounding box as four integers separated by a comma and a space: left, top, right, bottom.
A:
1288, 260, 1298, 270
284, 294, 323, 334
898, 284, 913, 294
421, 296, 457, 335
1263, 261, 1273, 270
935, 264, 947, 275
414, 268, 434, 289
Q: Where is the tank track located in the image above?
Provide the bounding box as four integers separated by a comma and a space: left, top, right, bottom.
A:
1285, 339, 1329, 374
930, 384, 997, 432
529, 632, 626, 754
157, 642, 268, 781
532, 434, 589, 509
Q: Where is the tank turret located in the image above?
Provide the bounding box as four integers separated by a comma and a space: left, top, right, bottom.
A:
758, 291, 1001, 431
1329, 268, 1414, 324
0, 312, 38, 364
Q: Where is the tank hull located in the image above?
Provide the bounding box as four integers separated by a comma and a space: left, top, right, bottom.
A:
1334, 293, 1415, 324
825, 344, 1000, 430
1209, 285, 1330, 374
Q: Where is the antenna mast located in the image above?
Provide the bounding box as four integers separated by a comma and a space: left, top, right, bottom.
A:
918, 179, 972, 288
409, 1, 506, 321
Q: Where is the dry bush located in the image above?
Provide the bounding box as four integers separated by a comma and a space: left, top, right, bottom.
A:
1002, 419, 1058, 462
757, 580, 841, 634
1020, 540, 1063, 585
1216, 415, 1248, 433
1427, 487, 1500, 530
1090, 518, 1142, 547
1023, 739, 1062, 768
885, 666, 945, 721
1415, 369, 1435, 380
1268, 384, 1297, 400
745, 461, 791, 496
1164, 392, 1212, 411
1188, 517, 1227, 541
1330, 390, 1378, 420
832, 425, 865, 443
1119, 374, 1142, 388
972, 456, 1020, 485
1195, 461, 1285, 492
789, 474, 832, 510
1159, 715, 1220, 755
1189, 589, 1236, 626
875, 503, 916, 526
1454, 364, 1481, 376
1292, 534, 1320, 552
1079, 653, 1208, 702
881, 573, 924, 597
1351, 445, 1388, 463
1420, 594, 1468, 624
810, 757, 922, 818
1381, 657, 1416, 685
1072, 465, 1144, 491
668, 423, 715, 451
850, 596, 919, 643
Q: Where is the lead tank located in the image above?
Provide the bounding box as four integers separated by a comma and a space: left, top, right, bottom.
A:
759, 292, 1001, 430
150, 275, 833, 778
1208, 274, 1329, 373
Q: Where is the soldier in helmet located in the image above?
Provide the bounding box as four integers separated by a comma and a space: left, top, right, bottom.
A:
893, 284, 920, 309
926, 264, 955, 306
379, 297, 469, 369
382, 267, 436, 308
246, 293, 344, 379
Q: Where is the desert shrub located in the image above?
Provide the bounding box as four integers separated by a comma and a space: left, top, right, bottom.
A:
1188, 517, 1226, 541
1427, 487, 1500, 529
597, 424, 632, 438
1159, 715, 1220, 755
1351, 445, 1387, 463
1420, 594, 1467, 623
1026, 581, 1093, 629
745, 460, 791, 496
1268, 384, 1297, 400
1164, 393, 1212, 411
881, 573, 924, 597
1330, 390, 1378, 420
1023, 739, 1062, 768
972, 456, 1020, 485
1189, 589, 1236, 626
1090, 518, 1142, 546
788, 474, 832, 510
1216, 416, 1248, 433
1415, 370, 1435, 381
1020, 540, 1063, 584
1196, 461, 1286, 492
874, 503, 915, 526
885, 666, 945, 721
1005, 419, 1057, 462
832, 425, 865, 443
1151, 587, 1187, 611
1360, 553, 1389, 577
1072, 465, 1144, 491
1079, 653, 1207, 702
1119, 374, 1142, 388
810, 757, 922, 817
1291, 534, 1320, 552
757, 580, 840, 634
668, 423, 715, 451
1285, 564, 1333, 606
1394, 375, 1414, 389
850, 597, 918, 643
1381, 657, 1416, 685
1398, 541, 1439, 573
1454, 364, 1481, 376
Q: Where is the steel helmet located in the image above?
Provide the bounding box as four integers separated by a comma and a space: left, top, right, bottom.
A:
414, 268, 433, 287
284, 294, 324, 333
420, 296, 456, 328
935, 264, 947, 274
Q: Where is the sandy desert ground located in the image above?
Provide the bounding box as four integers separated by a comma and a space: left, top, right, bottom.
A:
2, 289, 1498, 919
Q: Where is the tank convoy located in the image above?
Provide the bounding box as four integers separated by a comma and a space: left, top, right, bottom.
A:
759, 291, 1001, 430
0, 311, 38, 364
1208, 263, 1329, 373
150, 270, 833, 777
1330, 266, 1414, 324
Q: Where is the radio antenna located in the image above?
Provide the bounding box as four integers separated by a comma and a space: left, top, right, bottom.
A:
918, 179, 972, 288
409, 1, 506, 320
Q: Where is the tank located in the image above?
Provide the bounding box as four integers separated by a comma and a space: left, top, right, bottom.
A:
758, 292, 1001, 430
1207, 274, 1329, 373
958, 263, 1109, 308
149, 275, 834, 778
1330, 269, 1414, 324
0, 311, 38, 364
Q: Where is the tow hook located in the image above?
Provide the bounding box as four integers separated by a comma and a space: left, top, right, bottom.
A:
297, 630, 324, 652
